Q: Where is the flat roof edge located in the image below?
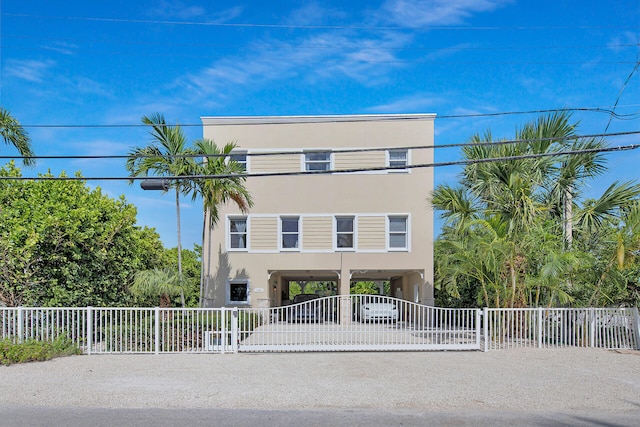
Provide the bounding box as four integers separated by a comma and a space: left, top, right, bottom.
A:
201, 113, 437, 125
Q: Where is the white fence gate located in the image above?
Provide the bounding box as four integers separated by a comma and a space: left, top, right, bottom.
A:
236, 295, 481, 352
1, 300, 639, 354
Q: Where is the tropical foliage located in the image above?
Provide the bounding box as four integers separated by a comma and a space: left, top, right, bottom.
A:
126, 113, 195, 284
432, 112, 640, 308
0, 337, 81, 365
0, 163, 165, 307
0, 107, 34, 166
126, 114, 252, 307
129, 246, 202, 307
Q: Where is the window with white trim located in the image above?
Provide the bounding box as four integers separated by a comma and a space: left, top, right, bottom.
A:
281, 216, 300, 250
304, 151, 331, 171
227, 279, 250, 304
229, 217, 247, 250
388, 216, 408, 250
388, 149, 408, 171
336, 216, 354, 249
229, 152, 247, 172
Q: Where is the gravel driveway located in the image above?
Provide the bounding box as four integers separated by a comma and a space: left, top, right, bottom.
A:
1, 348, 640, 423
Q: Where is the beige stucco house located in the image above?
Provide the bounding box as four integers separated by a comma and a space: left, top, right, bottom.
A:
200, 114, 435, 310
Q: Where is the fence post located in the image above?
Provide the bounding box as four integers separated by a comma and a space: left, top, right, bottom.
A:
632, 307, 640, 351
537, 308, 543, 349
154, 307, 160, 355
220, 308, 227, 354
87, 307, 93, 355
483, 307, 488, 352
475, 309, 482, 351
589, 309, 596, 348
17, 306, 24, 343
231, 308, 239, 353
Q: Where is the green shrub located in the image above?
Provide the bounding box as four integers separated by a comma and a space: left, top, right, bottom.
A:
0, 336, 81, 365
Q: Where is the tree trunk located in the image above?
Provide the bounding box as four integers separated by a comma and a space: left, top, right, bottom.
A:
563, 186, 573, 250
509, 262, 517, 308
175, 188, 185, 307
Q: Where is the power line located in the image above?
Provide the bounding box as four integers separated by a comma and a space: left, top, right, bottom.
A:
5, 13, 636, 31
1, 130, 638, 162
605, 53, 640, 133
1, 141, 638, 182
16, 106, 640, 129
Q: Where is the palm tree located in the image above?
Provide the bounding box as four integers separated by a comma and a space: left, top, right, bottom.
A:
130, 268, 184, 307
432, 112, 640, 307
0, 107, 35, 166
126, 113, 196, 291
188, 139, 253, 306
189, 139, 253, 225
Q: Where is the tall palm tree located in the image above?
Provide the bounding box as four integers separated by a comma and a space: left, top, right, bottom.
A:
432, 112, 639, 307
0, 107, 35, 166
126, 113, 196, 289
189, 139, 253, 225
188, 139, 253, 306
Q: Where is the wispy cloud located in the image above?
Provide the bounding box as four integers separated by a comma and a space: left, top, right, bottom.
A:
173, 27, 411, 101
377, 0, 511, 26
607, 31, 640, 53
149, 1, 243, 22
367, 93, 444, 112
4, 59, 55, 83
67, 77, 113, 98
284, 2, 348, 26
156, 1, 511, 110
149, 0, 206, 20
42, 41, 78, 56
68, 138, 132, 156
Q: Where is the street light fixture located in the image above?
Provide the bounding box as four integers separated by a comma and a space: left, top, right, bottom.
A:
140, 179, 170, 191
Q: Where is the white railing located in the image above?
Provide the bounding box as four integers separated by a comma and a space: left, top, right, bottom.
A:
236, 295, 480, 351
0, 307, 235, 354
2, 304, 639, 354
484, 307, 640, 351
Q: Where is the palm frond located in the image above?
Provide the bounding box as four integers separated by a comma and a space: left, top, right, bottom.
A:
0, 107, 35, 166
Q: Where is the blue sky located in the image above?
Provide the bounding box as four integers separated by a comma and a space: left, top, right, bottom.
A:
1, 0, 639, 250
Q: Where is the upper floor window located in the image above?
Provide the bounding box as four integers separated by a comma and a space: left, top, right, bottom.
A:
229, 152, 247, 172
304, 151, 331, 171
281, 216, 300, 250
336, 216, 355, 249
388, 149, 408, 171
229, 217, 247, 250
388, 216, 408, 250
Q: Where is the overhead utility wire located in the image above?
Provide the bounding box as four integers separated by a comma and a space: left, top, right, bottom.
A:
2, 142, 638, 181
605, 54, 640, 133
2, 130, 638, 162
19, 106, 640, 129
5, 14, 635, 31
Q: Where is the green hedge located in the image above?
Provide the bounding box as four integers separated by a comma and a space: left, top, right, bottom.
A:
0, 337, 81, 365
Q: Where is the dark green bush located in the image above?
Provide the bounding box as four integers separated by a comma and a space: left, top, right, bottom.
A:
0, 337, 81, 365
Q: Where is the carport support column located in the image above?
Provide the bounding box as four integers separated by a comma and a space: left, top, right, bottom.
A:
338, 265, 351, 325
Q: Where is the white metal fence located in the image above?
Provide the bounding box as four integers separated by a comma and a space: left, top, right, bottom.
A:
1, 300, 639, 354
237, 295, 481, 352
483, 307, 640, 351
